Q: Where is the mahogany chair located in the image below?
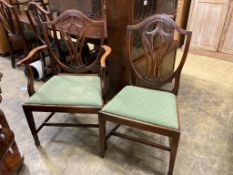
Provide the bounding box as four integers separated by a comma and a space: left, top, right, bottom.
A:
0, 0, 36, 68
0, 73, 24, 174
98, 14, 192, 175
17, 9, 111, 146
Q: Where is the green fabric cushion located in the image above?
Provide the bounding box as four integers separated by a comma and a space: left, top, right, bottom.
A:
101, 86, 179, 129
26, 75, 103, 107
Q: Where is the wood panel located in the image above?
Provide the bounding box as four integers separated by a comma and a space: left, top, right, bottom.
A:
188, 0, 229, 51
219, 1, 233, 55
175, 0, 191, 46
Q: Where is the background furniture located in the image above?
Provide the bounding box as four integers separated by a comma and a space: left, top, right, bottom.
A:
0, 0, 36, 68
174, 0, 191, 46
18, 10, 111, 146
187, 0, 233, 62
99, 14, 192, 175
0, 73, 24, 175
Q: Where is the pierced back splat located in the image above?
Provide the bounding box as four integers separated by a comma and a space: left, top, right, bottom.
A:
43, 9, 105, 74
127, 14, 192, 95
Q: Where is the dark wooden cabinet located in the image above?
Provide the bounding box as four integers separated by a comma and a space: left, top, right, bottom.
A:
106, 0, 178, 93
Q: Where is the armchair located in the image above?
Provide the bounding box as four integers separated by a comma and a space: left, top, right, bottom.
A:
17, 9, 111, 146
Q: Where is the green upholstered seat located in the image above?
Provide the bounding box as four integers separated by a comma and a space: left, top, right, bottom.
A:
101, 86, 179, 129
26, 75, 103, 107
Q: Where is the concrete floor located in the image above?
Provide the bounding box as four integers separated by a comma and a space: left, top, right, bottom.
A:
0, 51, 233, 175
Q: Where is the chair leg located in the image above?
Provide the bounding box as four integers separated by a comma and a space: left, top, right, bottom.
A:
168, 134, 180, 175
23, 109, 40, 147
98, 114, 106, 157
8, 48, 15, 69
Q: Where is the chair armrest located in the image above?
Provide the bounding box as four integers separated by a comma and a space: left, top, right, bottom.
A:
100, 45, 111, 103
17, 45, 48, 66
100, 45, 111, 68
17, 45, 48, 97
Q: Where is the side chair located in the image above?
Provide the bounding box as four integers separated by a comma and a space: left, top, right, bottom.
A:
0, 0, 36, 68
98, 14, 192, 175
17, 9, 111, 146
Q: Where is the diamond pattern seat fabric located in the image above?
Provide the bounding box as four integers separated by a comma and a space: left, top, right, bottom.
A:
26, 75, 103, 107
101, 86, 179, 129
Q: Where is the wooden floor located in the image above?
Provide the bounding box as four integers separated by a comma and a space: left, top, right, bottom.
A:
0, 50, 233, 175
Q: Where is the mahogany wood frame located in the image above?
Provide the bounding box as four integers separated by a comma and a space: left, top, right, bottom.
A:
99, 14, 192, 175
0, 0, 32, 68
17, 9, 111, 147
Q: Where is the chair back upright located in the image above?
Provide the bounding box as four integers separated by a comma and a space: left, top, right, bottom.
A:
126, 14, 192, 95
42, 9, 105, 74
26, 2, 52, 44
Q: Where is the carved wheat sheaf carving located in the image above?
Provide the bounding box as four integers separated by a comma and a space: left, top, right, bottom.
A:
142, 20, 174, 81
43, 9, 104, 73
127, 14, 192, 94
58, 16, 87, 67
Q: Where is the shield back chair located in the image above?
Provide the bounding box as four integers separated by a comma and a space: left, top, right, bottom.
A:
0, 0, 36, 68
98, 14, 192, 175
25, 2, 53, 78
17, 9, 111, 147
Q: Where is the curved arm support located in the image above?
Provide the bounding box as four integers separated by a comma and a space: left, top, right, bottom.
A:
100, 45, 112, 68
100, 45, 111, 103
17, 45, 48, 96
17, 45, 48, 66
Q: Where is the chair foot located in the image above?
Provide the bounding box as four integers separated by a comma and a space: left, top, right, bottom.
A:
11, 57, 16, 69
100, 150, 105, 158
23, 108, 40, 147
167, 171, 173, 175
98, 114, 107, 158
34, 139, 40, 147
168, 134, 180, 175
